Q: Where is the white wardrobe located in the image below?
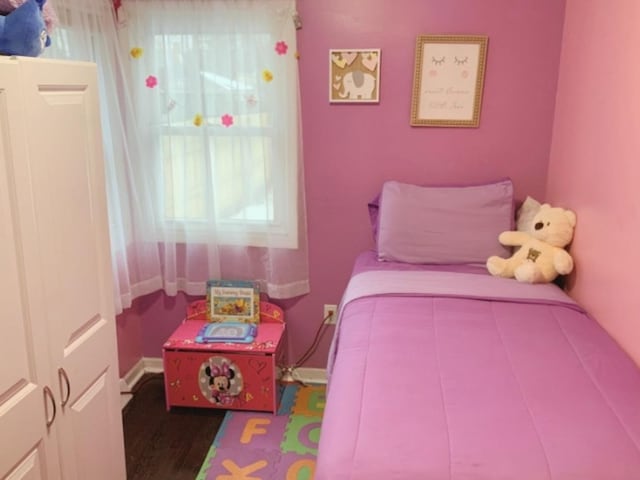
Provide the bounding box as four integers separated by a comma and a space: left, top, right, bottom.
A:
0, 57, 126, 479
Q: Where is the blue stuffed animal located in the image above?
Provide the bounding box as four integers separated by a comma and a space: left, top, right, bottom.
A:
0, 0, 51, 57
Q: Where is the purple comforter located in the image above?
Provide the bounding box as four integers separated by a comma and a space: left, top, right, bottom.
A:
316, 252, 640, 480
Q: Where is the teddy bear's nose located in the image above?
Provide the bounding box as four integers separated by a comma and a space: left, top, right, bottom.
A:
534, 222, 544, 230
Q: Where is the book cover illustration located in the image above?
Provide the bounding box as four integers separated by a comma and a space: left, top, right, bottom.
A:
206, 279, 260, 323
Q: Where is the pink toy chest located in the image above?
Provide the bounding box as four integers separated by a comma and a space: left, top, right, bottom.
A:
162, 302, 286, 413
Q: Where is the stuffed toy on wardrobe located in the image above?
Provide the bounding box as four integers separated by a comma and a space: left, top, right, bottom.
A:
0, 0, 56, 32
0, 0, 54, 57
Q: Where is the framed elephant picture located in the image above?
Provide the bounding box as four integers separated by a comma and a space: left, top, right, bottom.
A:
329, 49, 381, 103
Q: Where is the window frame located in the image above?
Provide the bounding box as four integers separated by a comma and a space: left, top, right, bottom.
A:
128, 7, 300, 249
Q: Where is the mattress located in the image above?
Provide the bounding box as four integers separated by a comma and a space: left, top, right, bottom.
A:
316, 251, 640, 480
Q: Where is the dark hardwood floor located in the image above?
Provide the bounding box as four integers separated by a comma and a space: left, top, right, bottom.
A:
122, 373, 226, 480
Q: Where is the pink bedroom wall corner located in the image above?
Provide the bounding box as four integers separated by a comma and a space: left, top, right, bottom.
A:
116, 307, 144, 378
547, 0, 640, 366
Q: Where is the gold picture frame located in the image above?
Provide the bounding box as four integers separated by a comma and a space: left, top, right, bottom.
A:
410, 35, 488, 127
329, 49, 381, 103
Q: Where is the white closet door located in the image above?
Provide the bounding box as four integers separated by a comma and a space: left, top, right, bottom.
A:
14, 58, 126, 480
0, 58, 61, 480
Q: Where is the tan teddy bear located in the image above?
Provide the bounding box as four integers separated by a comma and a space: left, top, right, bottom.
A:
486, 203, 577, 283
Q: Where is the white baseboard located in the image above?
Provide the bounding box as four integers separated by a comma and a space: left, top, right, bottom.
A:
119, 378, 132, 410
290, 367, 327, 385
120, 357, 164, 409
119, 357, 327, 409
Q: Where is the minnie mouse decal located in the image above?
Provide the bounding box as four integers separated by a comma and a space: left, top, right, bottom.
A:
199, 356, 243, 406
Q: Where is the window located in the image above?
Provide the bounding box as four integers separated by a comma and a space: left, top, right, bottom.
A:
43, 0, 309, 309
126, 2, 300, 248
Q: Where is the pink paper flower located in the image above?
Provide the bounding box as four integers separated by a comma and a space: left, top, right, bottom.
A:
245, 94, 257, 107
221, 114, 234, 127
275, 41, 288, 55
145, 75, 158, 88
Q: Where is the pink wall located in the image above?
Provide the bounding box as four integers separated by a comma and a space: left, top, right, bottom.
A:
116, 304, 144, 377
547, 0, 640, 364
116, 291, 198, 377
116, 0, 566, 372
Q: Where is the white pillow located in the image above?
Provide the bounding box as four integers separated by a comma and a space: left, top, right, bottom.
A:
516, 196, 542, 232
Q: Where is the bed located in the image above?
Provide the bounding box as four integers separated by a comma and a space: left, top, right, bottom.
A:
315, 180, 640, 480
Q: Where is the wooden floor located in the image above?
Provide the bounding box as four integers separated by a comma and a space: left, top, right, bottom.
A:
122, 373, 226, 480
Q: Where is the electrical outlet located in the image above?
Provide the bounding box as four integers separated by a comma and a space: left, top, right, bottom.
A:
324, 304, 338, 325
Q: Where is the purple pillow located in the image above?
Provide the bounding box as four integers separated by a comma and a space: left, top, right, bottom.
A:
376, 179, 514, 264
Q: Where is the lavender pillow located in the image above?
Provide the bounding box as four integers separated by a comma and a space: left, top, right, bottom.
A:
376, 179, 514, 264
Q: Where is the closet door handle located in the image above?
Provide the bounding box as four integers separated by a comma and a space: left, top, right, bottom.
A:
43, 386, 57, 428
58, 367, 71, 407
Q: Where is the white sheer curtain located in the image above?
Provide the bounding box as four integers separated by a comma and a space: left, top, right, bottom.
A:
44, 0, 309, 314
43, 0, 164, 314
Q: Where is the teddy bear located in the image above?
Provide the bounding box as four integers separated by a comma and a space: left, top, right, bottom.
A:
486, 203, 577, 283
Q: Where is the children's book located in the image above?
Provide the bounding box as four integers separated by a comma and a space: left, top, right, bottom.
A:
206, 279, 260, 323
195, 322, 258, 344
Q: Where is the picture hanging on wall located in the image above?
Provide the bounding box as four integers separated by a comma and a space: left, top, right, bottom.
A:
329, 49, 381, 103
410, 35, 488, 127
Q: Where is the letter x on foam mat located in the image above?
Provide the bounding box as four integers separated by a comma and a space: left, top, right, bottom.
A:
196, 383, 326, 480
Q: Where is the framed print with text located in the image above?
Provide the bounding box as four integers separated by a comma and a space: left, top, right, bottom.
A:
410, 35, 488, 127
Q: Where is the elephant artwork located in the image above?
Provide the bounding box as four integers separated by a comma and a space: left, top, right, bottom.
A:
330, 49, 380, 103
338, 69, 376, 100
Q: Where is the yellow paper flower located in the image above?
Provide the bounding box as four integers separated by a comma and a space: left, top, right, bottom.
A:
130, 47, 143, 59
193, 114, 203, 127
262, 69, 274, 83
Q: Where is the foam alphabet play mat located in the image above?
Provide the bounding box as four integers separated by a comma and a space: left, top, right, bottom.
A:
196, 384, 325, 480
